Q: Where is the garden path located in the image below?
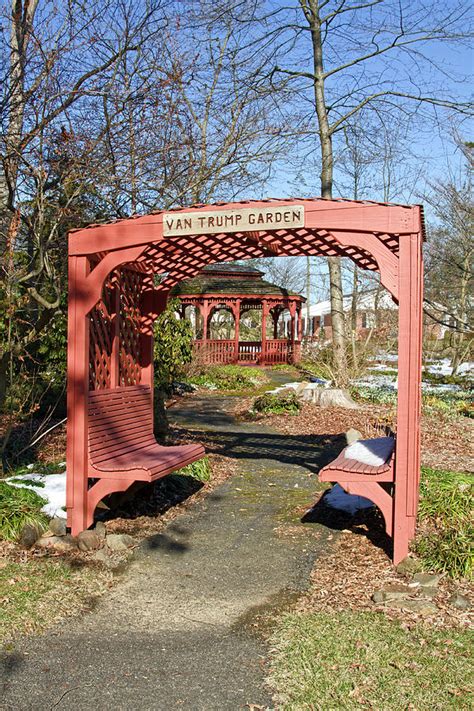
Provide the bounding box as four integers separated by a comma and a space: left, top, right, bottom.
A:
1, 373, 337, 711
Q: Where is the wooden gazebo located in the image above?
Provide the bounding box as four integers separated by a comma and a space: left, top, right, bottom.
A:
172, 262, 305, 365
66, 198, 424, 564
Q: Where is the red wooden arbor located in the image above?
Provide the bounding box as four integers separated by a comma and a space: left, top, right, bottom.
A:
172, 262, 305, 365
67, 198, 424, 564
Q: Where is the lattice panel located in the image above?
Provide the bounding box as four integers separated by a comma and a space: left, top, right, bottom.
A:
132, 225, 388, 295
89, 275, 116, 390
119, 268, 143, 386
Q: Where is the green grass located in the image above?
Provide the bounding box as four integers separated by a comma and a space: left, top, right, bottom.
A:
0, 561, 71, 640
268, 611, 474, 710
253, 391, 301, 415
415, 467, 473, 579
421, 369, 472, 388
178, 457, 212, 482
0, 560, 109, 642
187, 364, 269, 392
270, 364, 299, 373
0, 481, 48, 541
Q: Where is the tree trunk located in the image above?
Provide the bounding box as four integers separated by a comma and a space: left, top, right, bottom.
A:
305, 0, 348, 384
0, 353, 8, 411
450, 251, 471, 374
305, 256, 311, 336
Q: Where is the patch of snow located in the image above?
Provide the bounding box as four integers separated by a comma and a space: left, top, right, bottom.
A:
279, 382, 301, 391
323, 483, 373, 514
368, 353, 398, 363
421, 382, 462, 393
353, 374, 398, 390
345, 437, 395, 467
6, 472, 66, 518
424, 359, 473, 377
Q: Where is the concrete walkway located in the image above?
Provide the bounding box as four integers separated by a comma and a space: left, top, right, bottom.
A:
1, 381, 337, 710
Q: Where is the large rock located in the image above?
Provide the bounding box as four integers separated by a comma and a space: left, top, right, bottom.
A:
52, 535, 77, 552
448, 593, 471, 610
19, 523, 43, 548
77, 530, 104, 552
106, 533, 136, 551
384, 599, 438, 615
412, 572, 442, 587
302, 387, 359, 409
93, 547, 132, 571
396, 556, 421, 577
48, 517, 67, 537
372, 583, 412, 602
36, 535, 64, 549
95, 521, 107, 540
36, 534, 77, 551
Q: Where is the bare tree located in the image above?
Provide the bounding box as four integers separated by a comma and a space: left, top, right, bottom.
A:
0, 0, 168, 408
424, 142, 473, 373
234, 0, 473, 382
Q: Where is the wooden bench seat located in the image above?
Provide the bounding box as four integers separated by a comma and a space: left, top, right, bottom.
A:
318, 438, 395, 536
319, 446, 394, 483
88, 385, 205, 481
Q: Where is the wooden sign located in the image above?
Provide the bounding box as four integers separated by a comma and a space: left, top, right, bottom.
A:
163, 204, 305, 236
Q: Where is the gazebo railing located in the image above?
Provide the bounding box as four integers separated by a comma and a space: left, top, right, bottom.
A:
264, 339, 293, 363
193, 339, 299, 365
194, 339, 236, 364
238, 341, 261, 362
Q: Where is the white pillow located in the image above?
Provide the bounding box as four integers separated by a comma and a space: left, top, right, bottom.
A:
344, 437, 394, 467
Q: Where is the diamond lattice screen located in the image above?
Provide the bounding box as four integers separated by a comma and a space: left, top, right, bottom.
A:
119, 268, 143, 386
89, 275, 115, 390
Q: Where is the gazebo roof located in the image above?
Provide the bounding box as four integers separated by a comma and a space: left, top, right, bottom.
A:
171, 262, 305, 300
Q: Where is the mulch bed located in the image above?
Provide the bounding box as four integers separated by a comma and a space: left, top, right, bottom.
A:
293, 492, 473, 630
234, 398, 473, 629
3, 392, 472, 634
236, 399, 473, 473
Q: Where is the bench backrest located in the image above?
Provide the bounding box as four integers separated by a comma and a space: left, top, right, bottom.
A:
88, 385, 155, 465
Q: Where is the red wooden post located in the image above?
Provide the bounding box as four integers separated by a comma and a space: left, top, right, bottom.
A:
233, 299, 241, 363
393, 231, 423, 563
261, 299, 268, 364
141, 287, 168, 392
66, 255, 90, 534
289, 302, 296, 362
202, 298, 209, 341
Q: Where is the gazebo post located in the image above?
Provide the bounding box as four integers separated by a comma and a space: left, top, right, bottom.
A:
66, 255, 91, 534
289, 302, 296, 363
202, 299, 209, 342
233, 299, 241, 363
261, 299, 268, 364
393, 231, 423, 563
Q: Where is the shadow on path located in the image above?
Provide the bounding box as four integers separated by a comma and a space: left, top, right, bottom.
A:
1, 387, 367, 711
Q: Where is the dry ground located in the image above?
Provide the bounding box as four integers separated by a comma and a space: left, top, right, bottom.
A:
236, 399, 474, 473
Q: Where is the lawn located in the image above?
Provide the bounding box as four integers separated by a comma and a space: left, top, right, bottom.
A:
268, 611, 473, 710
0, 559, 110, 643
